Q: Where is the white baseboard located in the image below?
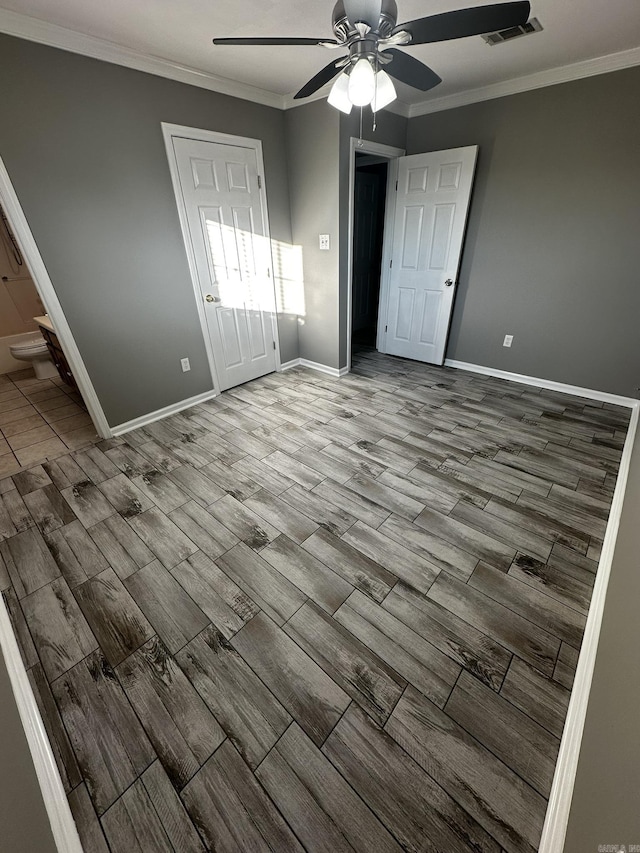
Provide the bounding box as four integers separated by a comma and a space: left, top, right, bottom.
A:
111, 388, 218, 436
0, 598, 83, 853
444, 359, 638, 408
539, 402, 639, 852
444, 357, 640, 850
300, 359, 349, 378
113, 360, 352, 436
278, 358, 301, 372
279, 357, 349, 378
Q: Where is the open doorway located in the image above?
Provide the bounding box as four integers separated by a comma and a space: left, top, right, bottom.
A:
346, 137, 404, 371
0, 157, 111, 446
351, 155, 387, 354
0, 199, 48, 372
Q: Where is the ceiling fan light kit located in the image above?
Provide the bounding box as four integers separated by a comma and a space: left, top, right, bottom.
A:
213, 0, 531, 114
371, 69, 397, 111
328, 71, 353, 112
348, 57, 377, 105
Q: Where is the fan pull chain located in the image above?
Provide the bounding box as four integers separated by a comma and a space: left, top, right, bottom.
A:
372, 62, 378, 132
359, 106, 363, 144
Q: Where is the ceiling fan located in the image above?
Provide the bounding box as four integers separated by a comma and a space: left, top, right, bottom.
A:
213, 0, 531, 113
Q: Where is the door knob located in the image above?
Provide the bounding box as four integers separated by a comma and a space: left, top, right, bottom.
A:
445, 278, 454, 287
205, 294, 220, 303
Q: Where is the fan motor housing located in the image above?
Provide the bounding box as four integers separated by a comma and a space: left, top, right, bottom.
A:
332, 0, 398, 41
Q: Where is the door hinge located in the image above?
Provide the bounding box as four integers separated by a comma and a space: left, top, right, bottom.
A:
389, 259, 393, 268
395, 180, 398, 191
258, 175, 262, 189
273, 340, 276, 350
385, 325, 388, 333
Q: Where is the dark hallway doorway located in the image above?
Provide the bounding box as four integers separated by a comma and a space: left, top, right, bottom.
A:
351, 155, 388, 354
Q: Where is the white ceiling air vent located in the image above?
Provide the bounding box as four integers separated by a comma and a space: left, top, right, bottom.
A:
482, 17, 543, 45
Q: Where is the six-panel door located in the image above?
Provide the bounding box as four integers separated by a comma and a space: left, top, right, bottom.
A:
173, 136, 277, 391
385, 146, 478, 365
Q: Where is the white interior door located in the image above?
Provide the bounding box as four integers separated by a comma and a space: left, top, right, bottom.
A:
172, 136, 277, 391
384, 146, 478, 365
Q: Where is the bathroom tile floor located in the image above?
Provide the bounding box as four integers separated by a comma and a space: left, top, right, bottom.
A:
0, 369, 99, 475
0, 349, 631, 852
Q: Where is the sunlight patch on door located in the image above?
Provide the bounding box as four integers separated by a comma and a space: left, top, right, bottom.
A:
201, 217, 305, 319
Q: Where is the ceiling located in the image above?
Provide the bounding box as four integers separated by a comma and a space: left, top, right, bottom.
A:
1, 0, 640, 113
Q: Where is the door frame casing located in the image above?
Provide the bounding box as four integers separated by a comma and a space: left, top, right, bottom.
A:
161, 123, 282, 393
0, 156, 112, 438
346, 137, 405, 372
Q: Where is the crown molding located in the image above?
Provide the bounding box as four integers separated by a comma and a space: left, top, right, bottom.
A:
2, 7, 639, 119
385, 99, 411, 118
0, 7, 286, 110
408, 45, 640, 117
0, 5, 411, 119
281, 90, 327, 111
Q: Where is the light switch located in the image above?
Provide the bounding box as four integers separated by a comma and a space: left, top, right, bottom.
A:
319, 234, 330, 251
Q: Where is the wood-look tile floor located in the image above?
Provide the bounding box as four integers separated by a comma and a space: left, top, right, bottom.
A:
0, 368, 99, 476
0, 349, 630, 853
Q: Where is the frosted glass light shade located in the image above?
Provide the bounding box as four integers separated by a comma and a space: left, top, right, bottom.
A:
348, 58, 375, 106
371, 69, 397, 111
328, 73, 353, 114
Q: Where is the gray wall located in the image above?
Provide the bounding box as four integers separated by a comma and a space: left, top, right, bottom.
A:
285, 100, 341, 369
0, 653, 57, 852
285, 100, 407, 372
0, 34, 296, 426
564, 416, 640, 849
339, 109, 408, 368
407, 66, 640, 397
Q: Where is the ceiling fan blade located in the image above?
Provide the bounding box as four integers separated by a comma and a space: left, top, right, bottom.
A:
344, 0, 382, 28
213, 37, 339, 46
294, 58, 347, 99
384, 49, 442, 92
393, 1, 530, 44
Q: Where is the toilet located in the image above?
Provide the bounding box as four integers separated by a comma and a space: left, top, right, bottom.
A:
9, 332, 58, 379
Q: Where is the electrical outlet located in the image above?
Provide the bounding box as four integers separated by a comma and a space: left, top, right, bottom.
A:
503, 335, 513, 348
319, 234, 330, 251
181, 357, 191, 372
